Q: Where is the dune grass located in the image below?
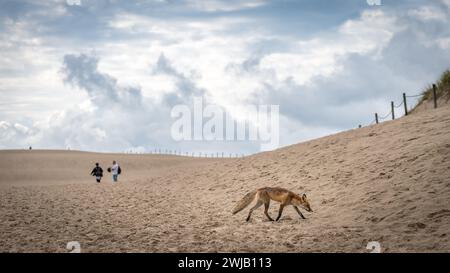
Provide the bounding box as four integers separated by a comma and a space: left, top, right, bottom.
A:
417, 69, 450, 106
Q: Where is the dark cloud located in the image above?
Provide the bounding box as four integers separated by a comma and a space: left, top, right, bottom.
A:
62, 54, 142, 107
153, 53, 206, 106
246, 6, 450, 130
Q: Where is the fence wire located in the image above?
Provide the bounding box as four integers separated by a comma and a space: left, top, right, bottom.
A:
378, 110, 392, 121
358, 90, 427, 128
405, 93, 423, 98
394, 101, 404, 108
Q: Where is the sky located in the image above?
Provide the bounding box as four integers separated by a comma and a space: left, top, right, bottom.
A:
0, 0, 450, 155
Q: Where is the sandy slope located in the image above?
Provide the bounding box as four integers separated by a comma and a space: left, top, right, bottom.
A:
0, 106, 449, 253
0, 150, 219, 186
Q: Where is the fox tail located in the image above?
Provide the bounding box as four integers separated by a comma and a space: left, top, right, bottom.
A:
232, 190, 257, 215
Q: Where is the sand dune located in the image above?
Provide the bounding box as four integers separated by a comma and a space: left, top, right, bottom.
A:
0, 150, 220, 187
0, 105, 449, 252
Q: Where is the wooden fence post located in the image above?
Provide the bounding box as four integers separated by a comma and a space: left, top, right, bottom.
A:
433, 84, 438, 109
391, 101, 395, 120
375, 113, 379, 124
403, 93, 408, 116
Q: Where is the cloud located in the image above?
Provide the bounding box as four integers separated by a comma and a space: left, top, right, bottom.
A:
183, 0, 267, 12
62, 53, 142, 107
244, 8, 450, 136
55, 53, 170, 151
1, 1, 450, 154
153, 53, 206, 105
1, 52, 261, 154
408, 6, 448, 22
257, 10, 399, 86
443, 0, 450, 8
0, 121, 33, 148
0, 52, 166, 152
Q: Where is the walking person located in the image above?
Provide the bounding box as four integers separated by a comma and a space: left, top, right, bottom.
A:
108, 160, 121, 182
90, 163, 103, 183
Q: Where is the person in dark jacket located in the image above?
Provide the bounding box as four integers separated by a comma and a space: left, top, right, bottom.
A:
90, 163, 103, 183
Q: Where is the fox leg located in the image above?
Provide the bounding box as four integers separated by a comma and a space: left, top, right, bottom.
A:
264, 202, 274, 221
293, 206, 306, 219
275, 204, 286, 221
246, 201, 263, 222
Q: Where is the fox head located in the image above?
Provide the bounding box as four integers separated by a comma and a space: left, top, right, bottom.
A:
293, 193, 313, 212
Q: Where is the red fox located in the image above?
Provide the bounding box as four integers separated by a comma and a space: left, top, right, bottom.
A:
232, 187, 313, 222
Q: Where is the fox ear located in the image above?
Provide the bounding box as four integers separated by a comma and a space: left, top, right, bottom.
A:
302, 194, 307, 199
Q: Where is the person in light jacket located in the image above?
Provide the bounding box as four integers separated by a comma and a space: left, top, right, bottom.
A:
109, 160, 120, 182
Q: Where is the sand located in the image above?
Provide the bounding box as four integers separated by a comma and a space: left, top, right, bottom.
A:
0, 105, 450, 253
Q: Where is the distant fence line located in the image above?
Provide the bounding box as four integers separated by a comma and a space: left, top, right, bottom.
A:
124, 149, 246, 158
24, 145, 246, 158
359, 84, 440, 128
